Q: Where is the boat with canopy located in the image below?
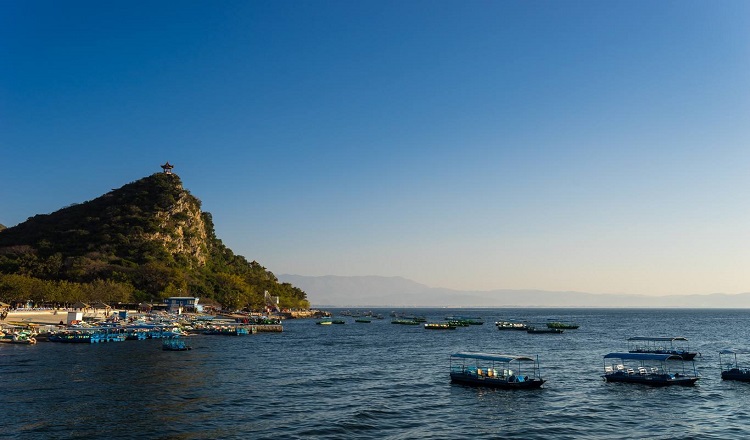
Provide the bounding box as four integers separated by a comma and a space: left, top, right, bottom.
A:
627, 336, 698, 360
602, 352, 699, 386
719, 349, 750, 382
449, 352, 545, 389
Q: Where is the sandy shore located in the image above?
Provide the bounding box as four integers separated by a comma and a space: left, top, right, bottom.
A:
2, 310, 114, 325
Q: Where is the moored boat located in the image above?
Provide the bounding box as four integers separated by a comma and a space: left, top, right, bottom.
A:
391, 319, 420, 325
48, 328, 126, 343
450, 352, 545, 389
203, 325, 250, 335
1, 331, 37, 344
424, 323, 457, 330
445, 316, 484, 325
602, 352, 699, 386
627, 337, 698, 360
495, 321, 528, 331
719, 349, 750, 381
546, 321, 579, 329
162, 334, 191, 351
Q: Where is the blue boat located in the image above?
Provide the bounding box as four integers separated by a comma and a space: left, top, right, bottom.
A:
162, 333, 192, 351
49, 328, 126, 343
719, 349, 750, 382
627, 336, 698, 360
449, 352, 545, 389
602, 352, 699, 386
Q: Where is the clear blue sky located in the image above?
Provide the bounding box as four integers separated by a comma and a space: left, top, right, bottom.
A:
2, 1, 749, 296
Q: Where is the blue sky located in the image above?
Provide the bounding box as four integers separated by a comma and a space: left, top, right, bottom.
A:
2, 1, 750, 296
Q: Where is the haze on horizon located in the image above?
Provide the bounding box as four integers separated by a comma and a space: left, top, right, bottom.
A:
2, 1, 750, 298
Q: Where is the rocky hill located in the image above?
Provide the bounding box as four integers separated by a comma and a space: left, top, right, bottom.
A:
0, 172, 308, 309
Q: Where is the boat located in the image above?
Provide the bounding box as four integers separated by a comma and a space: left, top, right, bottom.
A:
331, 319, 346, 324
445, 316, 484, 325
203, 325, 250, 335
48, 328, 127, 343
527, 327, 563, 334
449, 352, 545, 389
162, 335, 191, 351
391, 319, 420, 325
403, 315, 427, 323
424, 323, 457, 330
602, 352, 700, 386
0, 331, 37, 344
495, 321, 528, 331
627, 337, 698, 360
316, 320, 333, 325
546, 321, 579, 329
719, 349, 750, 381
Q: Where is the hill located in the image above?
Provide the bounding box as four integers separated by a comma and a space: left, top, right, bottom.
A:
0, 172, 308, 309
278, 274, 750, 308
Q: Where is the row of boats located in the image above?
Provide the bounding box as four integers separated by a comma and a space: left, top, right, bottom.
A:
318, 315, 490, 328
317, 315, 580, 332
450, 336, 750, 389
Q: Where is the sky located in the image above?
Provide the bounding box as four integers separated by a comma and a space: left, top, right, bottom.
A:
2, 1, 750, 296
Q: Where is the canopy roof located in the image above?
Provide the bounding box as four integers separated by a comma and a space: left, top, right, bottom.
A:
720, 349, 750, 355
450, 352, 535, 363
604, 352, 683, 361
627, 336, 688, 342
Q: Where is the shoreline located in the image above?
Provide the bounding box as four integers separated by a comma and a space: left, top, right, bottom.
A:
2, 309, 115, 325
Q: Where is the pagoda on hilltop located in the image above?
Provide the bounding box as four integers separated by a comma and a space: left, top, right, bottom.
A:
161, 161, 174, 174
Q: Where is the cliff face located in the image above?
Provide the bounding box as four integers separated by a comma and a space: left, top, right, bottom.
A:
141, 179, 209, 267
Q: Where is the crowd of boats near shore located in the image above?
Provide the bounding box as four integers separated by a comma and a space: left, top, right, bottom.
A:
0, 310, 283, 350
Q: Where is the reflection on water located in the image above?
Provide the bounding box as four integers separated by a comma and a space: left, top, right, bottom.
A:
4, 309, 750, 439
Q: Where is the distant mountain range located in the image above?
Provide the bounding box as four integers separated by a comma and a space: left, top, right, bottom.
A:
278, 274, 750, 308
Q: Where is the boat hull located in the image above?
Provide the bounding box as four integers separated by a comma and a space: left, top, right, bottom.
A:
603, 373, 699, 386
628, 350, 697, 361
450, 372, 544, 389
722, 370, 750, 382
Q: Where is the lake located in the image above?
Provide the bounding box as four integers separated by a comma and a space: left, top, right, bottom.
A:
3, 308, 750, 439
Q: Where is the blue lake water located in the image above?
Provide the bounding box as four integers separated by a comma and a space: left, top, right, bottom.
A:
4, 308, 750, 439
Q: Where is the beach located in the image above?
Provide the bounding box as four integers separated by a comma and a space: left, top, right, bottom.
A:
3, 309, 114, 325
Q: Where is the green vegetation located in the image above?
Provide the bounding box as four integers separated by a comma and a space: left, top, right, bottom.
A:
0, 173, 309, 309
